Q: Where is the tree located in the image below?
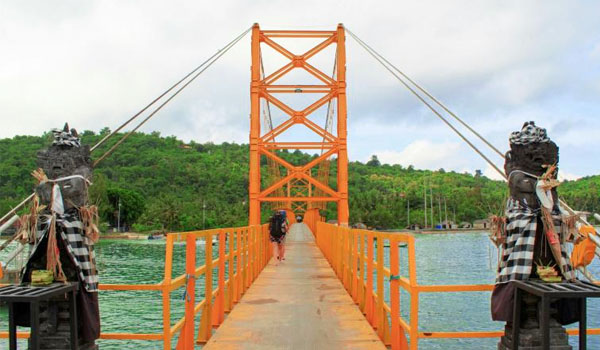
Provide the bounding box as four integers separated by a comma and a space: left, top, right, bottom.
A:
1, 129, 597, 232
88, 173, 111, 221
106, 187, 145, 228
366, 155, 381, 167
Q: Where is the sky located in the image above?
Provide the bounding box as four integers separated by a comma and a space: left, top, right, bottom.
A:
1, 1, 600, 181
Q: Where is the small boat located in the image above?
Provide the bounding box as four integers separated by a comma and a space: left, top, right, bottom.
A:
147, 232, 166, 240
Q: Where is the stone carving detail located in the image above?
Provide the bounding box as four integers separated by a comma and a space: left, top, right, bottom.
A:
496, 121, 574, 350
19, 124, 100, 350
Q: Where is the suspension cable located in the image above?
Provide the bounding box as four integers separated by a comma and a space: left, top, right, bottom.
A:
260, 52, 275, 133
346, 29, 507, 179
0, 193, 35, 224
321, 51, 337, 156
0, 27, 252, 225
347, 29, 600, 265
92, 27, 251, 167
346, 28, 506, 160
91, 27, 252, 153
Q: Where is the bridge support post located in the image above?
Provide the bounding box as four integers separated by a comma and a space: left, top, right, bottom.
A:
249, 23, 261, 226
336, 23, 349, 226
249, 24, 350, 225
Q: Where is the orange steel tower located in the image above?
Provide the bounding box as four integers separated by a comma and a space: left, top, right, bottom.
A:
248, 23, 349, 226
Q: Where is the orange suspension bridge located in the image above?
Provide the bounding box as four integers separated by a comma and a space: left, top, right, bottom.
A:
1, 23, 600, 349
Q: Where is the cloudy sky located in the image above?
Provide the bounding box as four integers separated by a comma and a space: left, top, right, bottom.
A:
2, 1, 599, 180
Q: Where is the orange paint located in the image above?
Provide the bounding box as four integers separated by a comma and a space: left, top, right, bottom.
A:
249, 24, 349, 221
313, 222, 600, 350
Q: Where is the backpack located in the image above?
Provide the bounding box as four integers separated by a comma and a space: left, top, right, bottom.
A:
270, 213, 285, 238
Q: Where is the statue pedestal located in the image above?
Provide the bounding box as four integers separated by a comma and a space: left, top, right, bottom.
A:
29, 300, 98, 350
498, 323, 571, 350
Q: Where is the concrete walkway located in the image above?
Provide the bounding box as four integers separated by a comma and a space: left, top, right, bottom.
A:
202, 223, 386, 350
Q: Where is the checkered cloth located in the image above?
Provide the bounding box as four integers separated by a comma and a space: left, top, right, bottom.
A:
495, 198, 575, 284
51, 129, 81, 147
35, 212, 99, 292
509, 121, 550, 145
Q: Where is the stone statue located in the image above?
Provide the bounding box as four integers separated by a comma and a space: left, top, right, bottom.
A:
17, 124, 100, 349
492, 121, 577, 350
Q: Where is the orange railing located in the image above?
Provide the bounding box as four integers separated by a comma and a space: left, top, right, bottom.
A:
315, 222, 600, 350
1, 224, 271, 349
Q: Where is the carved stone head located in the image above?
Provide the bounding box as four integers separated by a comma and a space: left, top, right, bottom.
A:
36, 123, 92, 210
504, 121, 559, 177
504, 121, 559, 209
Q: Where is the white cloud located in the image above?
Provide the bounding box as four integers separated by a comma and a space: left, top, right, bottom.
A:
1, 0, 599, 178
559, 172, 581, 181
477, 63, 560, 106
483, 164, 506, 181
372, 140, 466, 170
591, 43, 600, 59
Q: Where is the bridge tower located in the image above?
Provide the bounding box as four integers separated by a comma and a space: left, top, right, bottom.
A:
248, 24, 349, 226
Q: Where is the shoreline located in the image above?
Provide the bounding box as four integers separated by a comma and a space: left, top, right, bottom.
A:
99, 233, 148, 240
416, 228, 489, 234
378, 228, 490, 234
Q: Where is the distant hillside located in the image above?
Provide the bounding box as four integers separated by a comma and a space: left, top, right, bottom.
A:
1, 129, 598, 231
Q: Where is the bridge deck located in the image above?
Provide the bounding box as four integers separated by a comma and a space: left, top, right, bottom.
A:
203, 223, 386, 350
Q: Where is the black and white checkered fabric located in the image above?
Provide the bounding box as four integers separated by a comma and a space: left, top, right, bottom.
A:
509, 121, 550, 145
51, 129, 81, 147
36, 212, 99, 292
495, 198, 575, 284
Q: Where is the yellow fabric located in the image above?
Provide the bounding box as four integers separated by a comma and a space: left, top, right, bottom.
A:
571, 225, 597, 269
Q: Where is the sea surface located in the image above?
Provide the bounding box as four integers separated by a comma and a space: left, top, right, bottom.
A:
1, 232, 599, 350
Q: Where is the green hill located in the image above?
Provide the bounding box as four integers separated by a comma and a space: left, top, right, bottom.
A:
1, 129, 598, 231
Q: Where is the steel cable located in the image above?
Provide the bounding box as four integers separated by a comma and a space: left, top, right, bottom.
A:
345, 28, 507, 179
92, 27, 251, 166
0, 27, 251, 225
91, 27, 252, 153
346, 28, 505, 159
347, 28, 600, 281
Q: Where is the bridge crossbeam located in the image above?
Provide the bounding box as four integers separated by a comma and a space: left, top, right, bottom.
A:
248, 24, 349, 224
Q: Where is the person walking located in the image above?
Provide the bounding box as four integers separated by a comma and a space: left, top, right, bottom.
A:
269, 210, 287, 264
279, 210, 288, 260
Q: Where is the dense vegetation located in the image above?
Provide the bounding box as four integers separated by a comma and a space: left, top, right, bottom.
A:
1, 130, 598, 231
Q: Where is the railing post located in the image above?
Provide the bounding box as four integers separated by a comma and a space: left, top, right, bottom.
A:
365, 233, 374, 324
376, 233, 384, 336
226, 229, 234, 312
178, 233, 196, 349
162, 234, 174, 350
249, 226, 254, 284
343, 227, 350, 290
336, 225, 342, 277
408, 235, 419, 350
351, 229, 358, 302
262, 225, 268, 268
358, 230, 365, 310
236, 228, 243, 300
390, 238, 406, 350
212, 229, 226, 327
254, 226, 259, 278
245, 228, 251, 289
196, 232, 213, 344
257, 225, 261, 271
328, 224, 333, 264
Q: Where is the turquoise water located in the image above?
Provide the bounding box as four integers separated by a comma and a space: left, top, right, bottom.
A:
392, 233, 600, 350
1, 233, 599, 349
